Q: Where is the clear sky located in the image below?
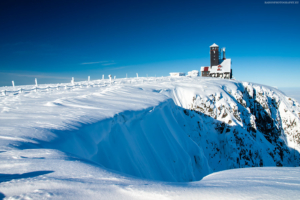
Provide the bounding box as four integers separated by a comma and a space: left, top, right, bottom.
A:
0, 0, 299, 87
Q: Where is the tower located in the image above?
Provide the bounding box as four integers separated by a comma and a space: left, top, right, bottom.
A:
222, 48, 226, 60
210, 43, 219, 67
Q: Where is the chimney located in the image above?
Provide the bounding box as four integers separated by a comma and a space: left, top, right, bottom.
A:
223, 48, 226, 60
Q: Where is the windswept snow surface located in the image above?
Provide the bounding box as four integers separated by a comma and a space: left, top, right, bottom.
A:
0, 77, 300, 199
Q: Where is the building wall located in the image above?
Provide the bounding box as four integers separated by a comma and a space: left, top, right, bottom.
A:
202, 71, 210, 77
209, 72, 231, 79
210, 47, 219, 66
170, 72, 185, 77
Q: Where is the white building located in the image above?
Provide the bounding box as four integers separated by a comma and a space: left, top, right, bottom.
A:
170, 72, 185, 77
187, 70, 199, 77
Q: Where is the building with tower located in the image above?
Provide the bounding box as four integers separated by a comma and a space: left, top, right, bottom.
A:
201, 43, 232, 79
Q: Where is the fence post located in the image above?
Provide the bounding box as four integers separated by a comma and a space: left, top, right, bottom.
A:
108, 75, 112, 85
88, 76, 90, 82
12, 81, 15, 88
136, 73, 138, 78
35, 78, 38, 86
102, 75, 104, 80
71, 77, 74, 85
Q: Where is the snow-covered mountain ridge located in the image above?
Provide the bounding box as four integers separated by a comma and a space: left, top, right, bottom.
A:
176, 81, 300, 172
1, 77, 300, 198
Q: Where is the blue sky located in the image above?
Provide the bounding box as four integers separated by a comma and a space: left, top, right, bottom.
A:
0, 0, 299, 87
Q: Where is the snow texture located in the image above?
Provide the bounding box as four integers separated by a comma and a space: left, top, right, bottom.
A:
0, 76, 300, 199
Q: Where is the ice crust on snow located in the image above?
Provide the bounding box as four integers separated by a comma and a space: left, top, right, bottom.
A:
0, 76, 300, 199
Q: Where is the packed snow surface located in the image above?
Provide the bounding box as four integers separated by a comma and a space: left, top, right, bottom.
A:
0, 76, 300, 199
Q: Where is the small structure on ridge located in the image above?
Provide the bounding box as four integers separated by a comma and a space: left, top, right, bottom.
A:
201, 43, 232, 79
187, 70, 199, 77
170, 72, 186, 77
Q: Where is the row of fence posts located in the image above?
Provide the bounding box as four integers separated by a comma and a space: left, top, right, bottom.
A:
2, 73, 169, 97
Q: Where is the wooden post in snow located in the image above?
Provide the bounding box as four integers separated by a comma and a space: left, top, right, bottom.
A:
108, 75, 112, 85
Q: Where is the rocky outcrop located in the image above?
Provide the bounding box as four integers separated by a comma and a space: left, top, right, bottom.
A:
176, 82, 300, 173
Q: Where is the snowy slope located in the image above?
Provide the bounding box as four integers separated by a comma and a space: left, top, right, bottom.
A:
1, 150, 300, 200
279, 87, 300, 104
0, 76, 300, 199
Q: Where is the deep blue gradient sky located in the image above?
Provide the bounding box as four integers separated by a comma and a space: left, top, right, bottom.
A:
0, 0, 299, 87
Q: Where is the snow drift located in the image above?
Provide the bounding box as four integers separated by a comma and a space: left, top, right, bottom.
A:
0, 77, 300, 185
35, 100, 211, 182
